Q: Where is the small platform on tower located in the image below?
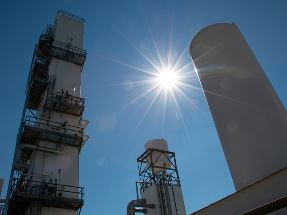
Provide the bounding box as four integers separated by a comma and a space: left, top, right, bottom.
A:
8, 174, 84, 215
20, 116, 84, 148
44, 92, 85, 116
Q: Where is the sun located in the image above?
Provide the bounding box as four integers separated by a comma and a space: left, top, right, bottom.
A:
154, 65, 180, 91
104, 27, 198, 129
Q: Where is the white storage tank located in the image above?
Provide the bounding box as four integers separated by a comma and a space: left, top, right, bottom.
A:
145, 138, 171, 173
137, 139, 186, 215
190, 23, 287, 190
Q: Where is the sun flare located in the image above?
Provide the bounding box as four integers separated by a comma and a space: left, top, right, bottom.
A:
154, 66, 180, 90
106, 27, 199, 130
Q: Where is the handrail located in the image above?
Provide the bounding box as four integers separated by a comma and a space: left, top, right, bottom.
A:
57, 10, 85, 23
40, 24, 55, 42
38, 29, 86, 57
24, 116, 84, 135
31, 57, 50, 81
37, 28, 86, 66
44, 92, 85, 115
11, 176, 84, 200
51, 91, 85, 106
53, 40, 86, 55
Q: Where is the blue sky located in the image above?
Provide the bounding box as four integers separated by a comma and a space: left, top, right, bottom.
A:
0, 0, 286, 214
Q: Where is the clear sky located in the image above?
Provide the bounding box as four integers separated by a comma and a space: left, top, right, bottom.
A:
0, 0, 286, 214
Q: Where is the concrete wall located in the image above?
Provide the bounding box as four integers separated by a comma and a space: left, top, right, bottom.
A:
190, 23, 287, 190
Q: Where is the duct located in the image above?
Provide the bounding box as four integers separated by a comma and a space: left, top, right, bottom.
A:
127, 199, 155, 215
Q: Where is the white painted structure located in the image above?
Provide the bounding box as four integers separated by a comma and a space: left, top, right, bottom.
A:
141, 184, 186, 215
27, 12, 87, 215
139, 139, 186, 215
144, 139, 171, 173
189, 23, 287, 214
5, 11, 88, 215
190, 23, 287, 191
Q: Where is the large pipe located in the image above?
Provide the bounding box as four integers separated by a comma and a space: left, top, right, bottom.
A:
127, 199, 155, 215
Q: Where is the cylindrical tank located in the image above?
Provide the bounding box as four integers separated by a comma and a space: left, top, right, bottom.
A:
190, 23, 287, 190
145, 138, 168, 151
145, 138, 171, 173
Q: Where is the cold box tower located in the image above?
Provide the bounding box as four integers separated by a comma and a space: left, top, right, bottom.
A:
189, 23, 287, 191
128, 139, 186, 215
5, 11, 88, 215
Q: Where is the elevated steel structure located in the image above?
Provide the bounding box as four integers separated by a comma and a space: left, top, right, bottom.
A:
137, 148, 181, 192
128, 139, 186, 215
3, 10, 88, 215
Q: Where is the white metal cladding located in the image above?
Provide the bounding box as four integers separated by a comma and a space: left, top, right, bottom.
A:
49, 58, 82, 97
20, 12, 86, 214
190, 23, 287, 190
144, 139, 171, 172
54, 13, 84, 49
30, 13, 84, 191
141, 183, 187, 215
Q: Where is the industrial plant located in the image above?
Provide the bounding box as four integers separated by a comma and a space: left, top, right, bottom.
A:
126, 23, 287, 215
1, 10, 88, 215
127, 139, 186, 215
1, 10, 286, 215
189, 23, 287, 214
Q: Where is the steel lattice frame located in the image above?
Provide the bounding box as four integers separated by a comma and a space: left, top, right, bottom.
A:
137, 148, 181, 192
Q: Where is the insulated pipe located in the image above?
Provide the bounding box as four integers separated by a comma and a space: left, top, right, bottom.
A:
127, 199, 155, 215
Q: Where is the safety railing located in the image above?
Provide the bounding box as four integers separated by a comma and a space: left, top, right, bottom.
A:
57, 10, 85, 23
11, 175, 84, 201
26, 57, 50, 110
45, 91, 85, 115
52, 40, 86, 64
50, 91, 85, 107
37, 25, 55, 58
30, 57, 50, 81
36, 22, 86, 65
23, 116, 84, 137
39, 24, 55, 42
53, 40, 86, 56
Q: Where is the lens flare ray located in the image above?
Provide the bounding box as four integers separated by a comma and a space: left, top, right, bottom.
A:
105, 26, 202, 134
